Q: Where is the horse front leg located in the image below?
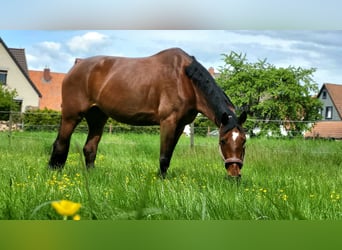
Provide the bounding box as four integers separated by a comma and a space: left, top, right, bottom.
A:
49, 117, 80, 170
159, 119, 185, 178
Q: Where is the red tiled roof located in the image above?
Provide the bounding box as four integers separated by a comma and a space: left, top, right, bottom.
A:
304, 121, 342, 139
29, 69, 65, 111
324, 83, 342, 119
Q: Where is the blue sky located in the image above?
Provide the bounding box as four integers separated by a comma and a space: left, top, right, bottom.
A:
1, 30, 342, 88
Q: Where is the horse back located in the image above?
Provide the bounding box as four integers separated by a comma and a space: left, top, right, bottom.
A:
61, 48, 196, 125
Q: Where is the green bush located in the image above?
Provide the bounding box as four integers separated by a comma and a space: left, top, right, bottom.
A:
193, 114, 216, 136
22, 109, 160, 133
105, 118, 160, 134
23, 109, 61, 131
0, 85, 19, 120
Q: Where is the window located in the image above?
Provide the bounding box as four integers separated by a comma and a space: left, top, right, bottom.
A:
319, 108, 323, 117
322, 91, 327, 99
0, 70, 7, 85
13, 98, 23, 112
325, 106, 333, 119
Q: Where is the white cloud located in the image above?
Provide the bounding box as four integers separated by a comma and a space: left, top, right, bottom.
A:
67, 32, 110, 53
25, 53, 39, 67
17, 30, 341, 84
39, 41, 61, 51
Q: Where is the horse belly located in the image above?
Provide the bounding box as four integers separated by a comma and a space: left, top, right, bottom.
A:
110, 112, 159, 126
97, 87, 161, 126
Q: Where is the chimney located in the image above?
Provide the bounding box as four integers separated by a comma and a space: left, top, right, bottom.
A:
208, 67, 215, 76
43, 67, 52, 82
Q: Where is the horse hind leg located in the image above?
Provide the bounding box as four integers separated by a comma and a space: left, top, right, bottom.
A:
83, 106, 108, 169
49, 116, 82, 170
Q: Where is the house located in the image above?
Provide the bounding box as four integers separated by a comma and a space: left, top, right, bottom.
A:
208, 67, 220, 78
29, 68, 65, 111
305, 83, 342, 139
0, 37, 41, 112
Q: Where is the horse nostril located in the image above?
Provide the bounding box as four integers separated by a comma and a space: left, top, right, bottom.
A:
225, 163, 229, 169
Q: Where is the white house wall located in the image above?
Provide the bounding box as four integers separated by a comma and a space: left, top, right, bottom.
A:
0, 43, 40, 112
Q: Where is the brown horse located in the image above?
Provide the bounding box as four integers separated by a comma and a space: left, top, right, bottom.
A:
49, 48, 247, 178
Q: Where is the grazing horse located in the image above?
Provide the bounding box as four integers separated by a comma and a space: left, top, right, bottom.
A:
49, 48, 247, 178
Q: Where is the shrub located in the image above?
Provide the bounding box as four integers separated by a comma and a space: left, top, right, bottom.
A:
22, 109, 160, 133
23, 109, 61, 131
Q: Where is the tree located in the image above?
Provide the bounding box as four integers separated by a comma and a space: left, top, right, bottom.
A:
216, 52, 322, 136
0, 85, 18, 120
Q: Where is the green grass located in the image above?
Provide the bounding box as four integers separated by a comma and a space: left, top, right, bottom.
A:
0, 131, 341, 220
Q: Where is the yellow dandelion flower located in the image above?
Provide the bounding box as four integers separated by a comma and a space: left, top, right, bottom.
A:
73, 214, 81, 221
282, 194, 288, 201
330, 192, 341, 202
51, 200, 81, 217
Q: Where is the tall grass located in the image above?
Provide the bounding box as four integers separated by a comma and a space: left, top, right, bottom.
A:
0, 131, 341, 220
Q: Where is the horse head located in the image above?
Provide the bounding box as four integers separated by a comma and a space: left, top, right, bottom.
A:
218, 111, 247, 178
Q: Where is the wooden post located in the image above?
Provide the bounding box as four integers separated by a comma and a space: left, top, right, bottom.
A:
109, 123, 113, 134
8, 111, 12, 146
190, 122, 195, 148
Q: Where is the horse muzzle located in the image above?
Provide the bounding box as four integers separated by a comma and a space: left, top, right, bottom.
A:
224, 157, 243, 177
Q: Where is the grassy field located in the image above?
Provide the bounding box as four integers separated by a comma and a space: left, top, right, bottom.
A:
0, 131, 341, 220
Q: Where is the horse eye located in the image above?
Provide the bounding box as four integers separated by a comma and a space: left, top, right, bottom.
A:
220, 139, 226, 145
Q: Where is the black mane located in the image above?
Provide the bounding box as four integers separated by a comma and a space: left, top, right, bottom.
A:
185, 56, 237, 130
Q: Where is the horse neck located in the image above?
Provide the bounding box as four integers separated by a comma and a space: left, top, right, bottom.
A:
185, 56, 236, 127
194, 88, 235, 127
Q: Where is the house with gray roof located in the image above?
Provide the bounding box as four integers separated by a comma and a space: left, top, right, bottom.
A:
305, 83, 342, 139
0, 37, 41, 112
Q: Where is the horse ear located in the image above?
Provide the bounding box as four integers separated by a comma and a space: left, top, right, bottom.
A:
221, 112, 229, 125
238, 111, 247, 125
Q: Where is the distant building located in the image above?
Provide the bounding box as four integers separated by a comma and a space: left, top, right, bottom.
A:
305, 83, 342, 139
208, 67, 220, 78
29, 68, 65, 111
0, 37, 41, 112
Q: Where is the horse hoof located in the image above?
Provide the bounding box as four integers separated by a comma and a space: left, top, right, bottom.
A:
48, 165, 64, 171
159, 171, 167, 179
48, 162, 64, 170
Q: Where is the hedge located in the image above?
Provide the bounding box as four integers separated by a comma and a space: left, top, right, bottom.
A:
21, 109, 160, 134
21, 109, 213, 136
